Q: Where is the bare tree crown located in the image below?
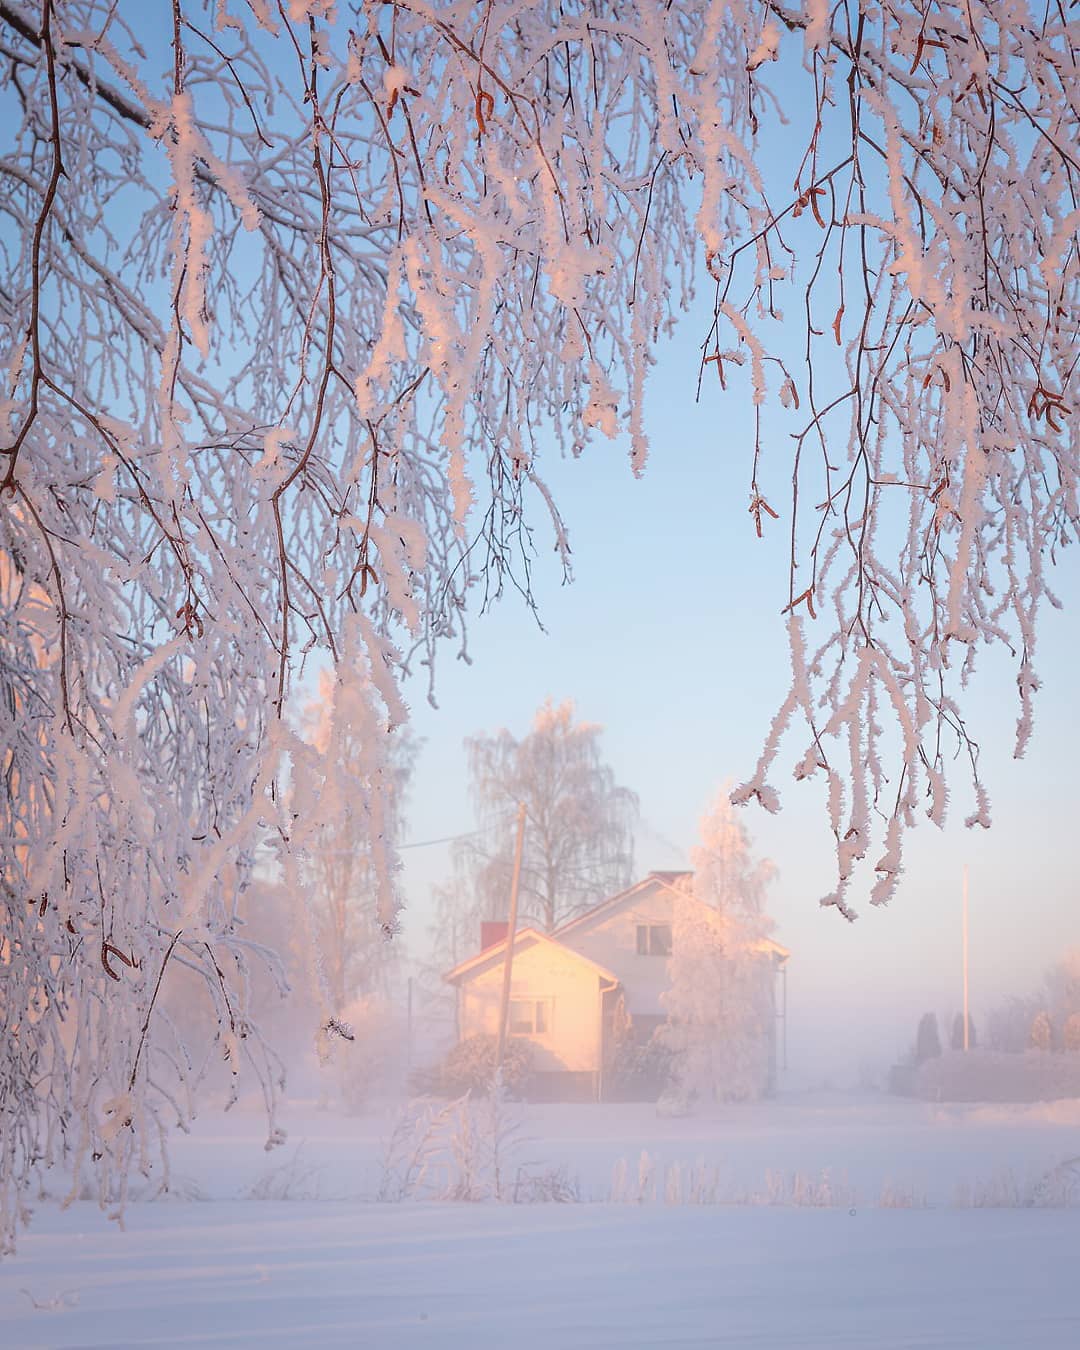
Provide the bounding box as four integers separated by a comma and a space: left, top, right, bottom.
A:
463, 699, 639, 933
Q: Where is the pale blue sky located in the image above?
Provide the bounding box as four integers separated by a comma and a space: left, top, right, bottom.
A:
133, 10, 1074, 1057
398, 307, 1080, 1078
114, 10, 1075, 1075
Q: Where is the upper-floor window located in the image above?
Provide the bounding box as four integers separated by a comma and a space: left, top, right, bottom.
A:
509, 998, 551, 1035
636, 923, 672, 956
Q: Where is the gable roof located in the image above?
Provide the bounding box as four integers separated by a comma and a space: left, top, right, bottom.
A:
554, 871, 790, 965
552, 871, 692, 941
443, 926, 620, 987
646, 870, 695, 886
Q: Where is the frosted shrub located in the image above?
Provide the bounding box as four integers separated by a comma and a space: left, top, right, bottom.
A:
986, 996, 1044, 1054
375, 1095, 499, 1202
1030, 1012, 1054, 1052
986, 958, 1080, 1054
607, 1158, 859, 1209
243, 1148, 323, 1203
915, 1012, 943, 1064
376, 1087, 565, 1204
879, 1181, 928, 1210
685, 1162, 723, 1207
411, 1034, 534, 1100
1031, 1158, 1080, 1209
914, 1049, 1080, 1103
664, 1162, 683, 1207
757, 1169, 855, 1209
511, 1165, 581, 1205
956, 1160, 1080, 1210
376, 1099, 451, 1203
611, 1034, 677, 1103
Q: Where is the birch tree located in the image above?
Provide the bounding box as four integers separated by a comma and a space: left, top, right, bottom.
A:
299, 672, 415, 1020
457, 698, 638, 934
0, 0, 1076, 1248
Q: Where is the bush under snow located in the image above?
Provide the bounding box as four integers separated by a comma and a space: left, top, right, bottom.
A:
914, 1051, 1080, 1104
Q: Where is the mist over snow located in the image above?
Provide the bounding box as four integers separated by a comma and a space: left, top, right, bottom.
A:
393, 309, 1080, 1090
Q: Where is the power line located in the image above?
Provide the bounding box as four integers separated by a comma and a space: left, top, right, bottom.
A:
399, 826, 486, 851
253, 810, 517, 859
400, 808, 518, 851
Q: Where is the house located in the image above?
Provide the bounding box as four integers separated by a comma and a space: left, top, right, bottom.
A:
443, 871, 789, 1101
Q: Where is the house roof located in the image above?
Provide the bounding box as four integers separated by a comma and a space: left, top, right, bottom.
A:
554, 870, 790, 965
443, 925, 621, 987
551, 871, 691, 941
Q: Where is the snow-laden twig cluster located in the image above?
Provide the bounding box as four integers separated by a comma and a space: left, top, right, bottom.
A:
0, 0, 1076, 1250
376, 1085, 560, 1202
726, 3, 1078, 916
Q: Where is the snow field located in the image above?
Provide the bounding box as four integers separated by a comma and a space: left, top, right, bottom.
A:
2, 1203, 1078, 1348
2, 1092, 1078, 1348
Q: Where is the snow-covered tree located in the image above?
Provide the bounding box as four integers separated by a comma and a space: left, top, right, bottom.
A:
1030, 1010, 1054, 1052
1, 0, 1077, 1247
662, 795, 777, 1104
428, 856, 487, 974
986, 954, 1080, 1054
914, 1012, 943, 1063
299, 673, 415, 1019
295, 674, 416, 1101
454, 699, 638, 935
1044, 950, 1080, 1027
986, 995, 1043, 1054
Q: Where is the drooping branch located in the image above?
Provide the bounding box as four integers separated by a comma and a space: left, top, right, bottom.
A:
0, 0, 1075, 1254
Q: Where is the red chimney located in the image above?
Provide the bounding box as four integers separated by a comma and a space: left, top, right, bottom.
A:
481, 921, 509, 951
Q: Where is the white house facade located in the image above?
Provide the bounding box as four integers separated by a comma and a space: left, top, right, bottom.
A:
443, 871, 789, 1101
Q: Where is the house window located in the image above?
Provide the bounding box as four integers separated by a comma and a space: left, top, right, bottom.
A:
509, 998, 551, 1035
636, 923, 672, 956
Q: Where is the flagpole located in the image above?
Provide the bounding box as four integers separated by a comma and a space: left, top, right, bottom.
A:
962, 864, 970, 1052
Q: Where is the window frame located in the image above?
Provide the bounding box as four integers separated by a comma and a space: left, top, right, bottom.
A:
508, 997, 552, 1036
636, 923, 673, 957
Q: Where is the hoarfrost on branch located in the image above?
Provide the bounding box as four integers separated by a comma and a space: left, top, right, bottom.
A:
0, 0, 1076, 1248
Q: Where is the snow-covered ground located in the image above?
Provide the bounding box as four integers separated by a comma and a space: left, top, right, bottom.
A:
162, 1088, 1080, 1207
2, 1092, 1079, 1348
5, 1202, 1079, 1348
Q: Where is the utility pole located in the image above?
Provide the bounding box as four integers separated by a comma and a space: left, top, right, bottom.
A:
406, 975, 414, 1071
495, 801, 528, 1073
962, 864, 970, 1052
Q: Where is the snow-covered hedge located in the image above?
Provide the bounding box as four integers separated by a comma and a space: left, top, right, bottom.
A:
914, 1051, 1080, 1103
